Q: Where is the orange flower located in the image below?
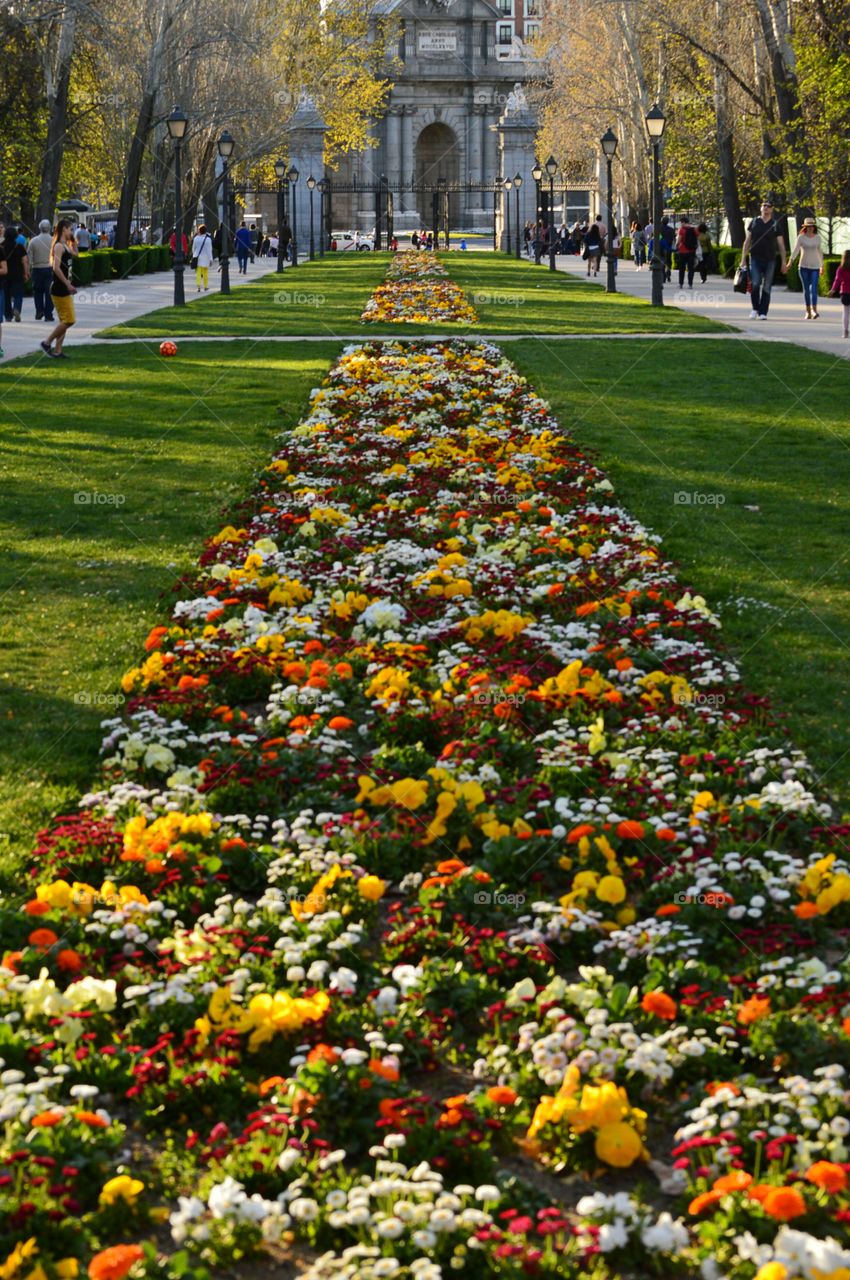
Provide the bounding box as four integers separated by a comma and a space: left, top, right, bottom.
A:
88, 1244, 145, 1280
616, 820, 645, 840
641, 991, 678, 1021
327, 716, 354, 731
77, 1110, 109, 1128
843, 1016, 850, 1038
28, 927, 59, 948
487, 1086, 518, 1106
259, 1076, 285, 1096
805, 1161, 848, 1193
56, 948, 83, 973
688, 1190, 724, 1215
307, 1043, 340, 1065
757, 1187, 808, 1220
567, 823, 595, 843
656, 903, 681, 916
738, 995, 771, 1026
713, 1170, 752, 1193
369, 1058, 400, 1082
793, 901, 821, 919
24, 899, 52, 916
443, 1093, 468, 1109
31, 1110, 64, 1127
439, 1108, 464, 1128
2, 950, 23, 973
706, 1081, 741, 1097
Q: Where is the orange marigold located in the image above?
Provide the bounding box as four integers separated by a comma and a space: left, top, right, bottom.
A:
641, 991, 678, 1020
758, 1187, 808, 1221
56, 949, 84, 973
31, 1110, 64, 1127
688, 1190, 724, 1215
738, 995, 771, 1026
805, 1161, 848, 1194
77, 1111, 109, 1129
87, 1244, 145, 1280
487, 1086, 519, 1106
28, 928, 59, 948
713, 1170, 753, 1194
616, 820, 645, 840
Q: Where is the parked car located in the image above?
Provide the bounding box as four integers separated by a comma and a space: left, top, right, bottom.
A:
331, 230, 374, 252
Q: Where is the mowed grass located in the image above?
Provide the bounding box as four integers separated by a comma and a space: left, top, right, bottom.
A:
511, 338, 850, 809
0, 339, 341, 871
101, 250, 728, 338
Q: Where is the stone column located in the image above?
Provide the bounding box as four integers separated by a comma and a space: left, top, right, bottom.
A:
482, 108, 498, 212
400, 107, 413, 212
497, 90, 538, 237
464, 105, 486, 230
387, 108, 401, 202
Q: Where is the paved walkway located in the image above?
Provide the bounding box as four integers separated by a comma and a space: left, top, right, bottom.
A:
0, 258, 281, 364
554, 253, 850, 360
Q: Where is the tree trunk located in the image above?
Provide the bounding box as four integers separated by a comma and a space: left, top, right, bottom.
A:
752, 0, 813, 216
37, 3, 78, 223
115, 91, 158, 248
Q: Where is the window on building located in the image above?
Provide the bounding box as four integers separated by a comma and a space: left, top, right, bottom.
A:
498, 22, 512, 43
526, 0, 539, 13
498, 0, 512, 13
525, 20, 540, 39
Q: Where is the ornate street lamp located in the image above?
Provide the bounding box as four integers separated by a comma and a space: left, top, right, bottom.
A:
645, 104, 666, 307
503, 176, 512, 256
274, 158, 287, 273
531, 159, 542, 264
216, 129, 235, 294
166, 108, 188, 306
318, 178, 327, 257
601, 128, 618, 294
513, 172, 523, 259
545, 154, 558, 272
288, 165, 299, 267
306, 175, 316, 260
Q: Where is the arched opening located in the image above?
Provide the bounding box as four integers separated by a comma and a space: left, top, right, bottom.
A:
415, 122, 461, 228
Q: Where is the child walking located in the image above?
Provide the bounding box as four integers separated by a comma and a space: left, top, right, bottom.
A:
829, 250, 850, 337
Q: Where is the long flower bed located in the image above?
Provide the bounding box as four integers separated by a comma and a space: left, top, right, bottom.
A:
360, 251, 477, 325
3, 336, 850, 1280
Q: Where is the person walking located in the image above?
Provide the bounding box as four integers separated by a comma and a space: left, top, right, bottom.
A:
76, 223, 91, 251
675, 216, 699, 288
631, 221, 646, 269
657, 217, 674, 282
583, 215, 604, 276
2, 226, 29, 322
191, 224, 214, 292
234, 221, 250, 273
28, 219, 55, 322
279, 220, 292, 263
829, 250, 850, 338
40, 220, 77, 359
787, 216, 824, 319
741, 200, 788, 319
696, 223, 713, 283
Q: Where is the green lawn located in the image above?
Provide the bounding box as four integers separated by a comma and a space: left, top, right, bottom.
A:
0, 340, 340, 874
511, 339, 850, 809
100, 251, 727, 339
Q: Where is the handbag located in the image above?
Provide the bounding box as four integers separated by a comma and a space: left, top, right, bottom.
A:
190, 235, 209, 270
732, 264, 749, 293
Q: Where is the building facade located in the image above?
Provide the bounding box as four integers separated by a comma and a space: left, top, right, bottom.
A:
330, 0, 542, 233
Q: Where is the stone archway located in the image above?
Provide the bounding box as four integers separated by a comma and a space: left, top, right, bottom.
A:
415, 122, 461, 227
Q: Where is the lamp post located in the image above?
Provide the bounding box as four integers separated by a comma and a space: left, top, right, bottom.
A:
306, 175, 316, 259
274, 158, 286, 273
166, 109, 188, 306
545, 154, 558, 272
513, 172, 522, 259
288, 166, 299, 266
601, 128, 618, 293
318, 178, 326, 257
645, 103, 666, 307
217, 129, 234, 294
503, 176, 512, 255
531, 159, 542, 263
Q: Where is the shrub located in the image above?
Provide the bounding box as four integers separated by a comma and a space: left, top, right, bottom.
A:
89, 251, 111, 282
72, 253, 96, 287
786, 256, 842, 295
621, 236, 631, 260
715, 246, 741, 278
109, 249, 132, 279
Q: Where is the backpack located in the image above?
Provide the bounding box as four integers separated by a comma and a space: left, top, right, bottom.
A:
683, 225, 698, 251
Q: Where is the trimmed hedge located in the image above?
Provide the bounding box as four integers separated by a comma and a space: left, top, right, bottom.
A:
716, 246, 741, 278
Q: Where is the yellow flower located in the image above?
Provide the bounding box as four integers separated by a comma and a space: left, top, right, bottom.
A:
755, 1265, 789, 1280
99, 1174, 144, 1207
56, 1262, 79, 1279
358, 875, 387, 902
596, 875, 626, 905
0, 1239, 37, 1280
594, 1122, 644, 1168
